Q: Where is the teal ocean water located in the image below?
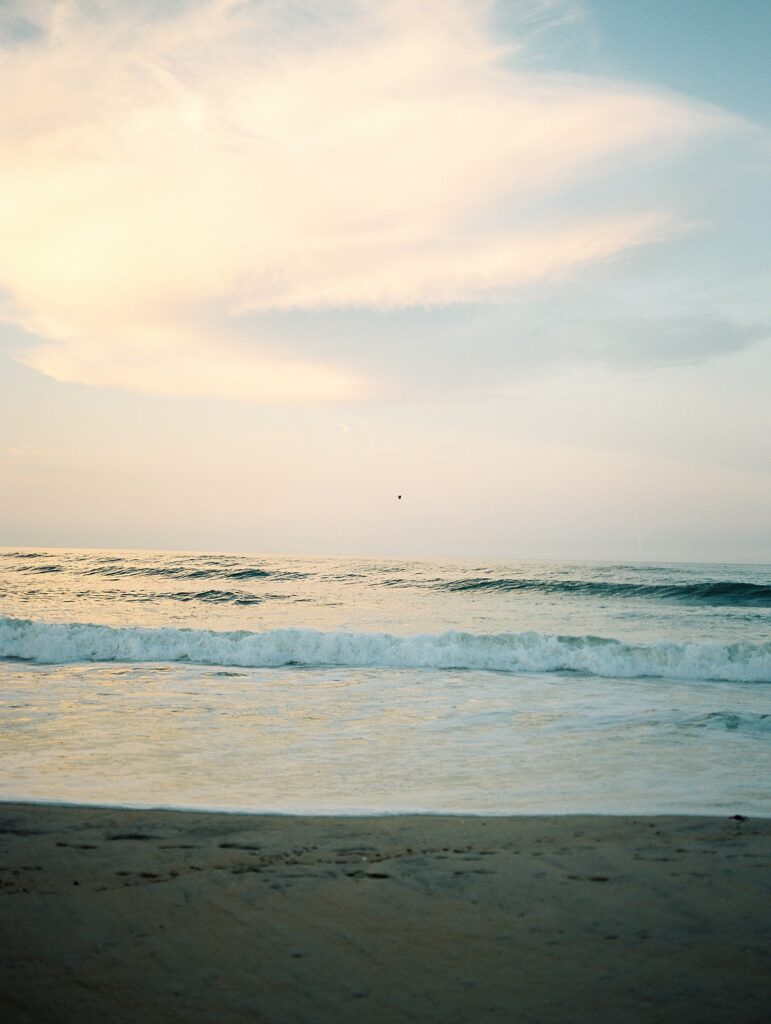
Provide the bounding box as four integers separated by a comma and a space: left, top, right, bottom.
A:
1, 549, 769, 815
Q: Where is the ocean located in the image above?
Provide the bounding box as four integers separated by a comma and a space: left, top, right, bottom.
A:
1, 548, 769, 816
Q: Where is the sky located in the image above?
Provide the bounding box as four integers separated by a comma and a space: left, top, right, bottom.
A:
1, 0, 769, 562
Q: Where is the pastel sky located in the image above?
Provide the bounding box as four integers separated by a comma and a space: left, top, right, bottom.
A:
1, 0, 769, 561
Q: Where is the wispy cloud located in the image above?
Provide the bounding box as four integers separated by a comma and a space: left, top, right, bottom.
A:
0, 0, 726, 401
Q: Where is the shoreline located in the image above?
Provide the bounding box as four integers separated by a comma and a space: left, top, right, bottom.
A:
4, 796, 769, 818
2, 803, 770, 1023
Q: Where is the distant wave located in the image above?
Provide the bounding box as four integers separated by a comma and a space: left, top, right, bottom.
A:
1, 551, 51, 559
15, 563, 64, 574
79, 566, 308, 582
10, 561, 307, 582
6, 589, 288, 607
439, 578, 771, 606
1, 617, 768, 682
8, 555, 768, 606
164, 590, 268, 605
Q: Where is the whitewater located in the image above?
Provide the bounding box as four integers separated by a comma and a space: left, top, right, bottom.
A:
2, 619, 769, 683
1, 549, 769, 815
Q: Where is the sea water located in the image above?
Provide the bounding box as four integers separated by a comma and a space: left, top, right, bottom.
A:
1, 549, 769, 815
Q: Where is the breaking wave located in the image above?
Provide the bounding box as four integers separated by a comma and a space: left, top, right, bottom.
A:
1, 617, 768, 683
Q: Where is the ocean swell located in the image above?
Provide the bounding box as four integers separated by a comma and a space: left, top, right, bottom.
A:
439, 578, 771, 605
1, 617, 769, 683
78, 565, 307, 581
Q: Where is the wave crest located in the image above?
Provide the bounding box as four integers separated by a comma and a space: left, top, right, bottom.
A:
1, 617, 768, 683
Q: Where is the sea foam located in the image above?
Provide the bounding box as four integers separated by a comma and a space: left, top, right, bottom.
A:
1, 617, 769, 683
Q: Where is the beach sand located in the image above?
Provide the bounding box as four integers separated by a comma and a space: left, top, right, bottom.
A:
1, 804, 769, 1023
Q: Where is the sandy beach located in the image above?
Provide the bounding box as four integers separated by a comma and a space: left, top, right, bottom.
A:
0, 804, 768, 1023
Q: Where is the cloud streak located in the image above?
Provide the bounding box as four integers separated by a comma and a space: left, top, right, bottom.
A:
0, 0, 726, 401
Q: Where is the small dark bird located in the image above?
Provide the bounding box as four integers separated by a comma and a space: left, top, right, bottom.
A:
397, 495, 402, 500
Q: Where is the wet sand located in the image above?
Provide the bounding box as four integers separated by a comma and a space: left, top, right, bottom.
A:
1, 803, 769, 1023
